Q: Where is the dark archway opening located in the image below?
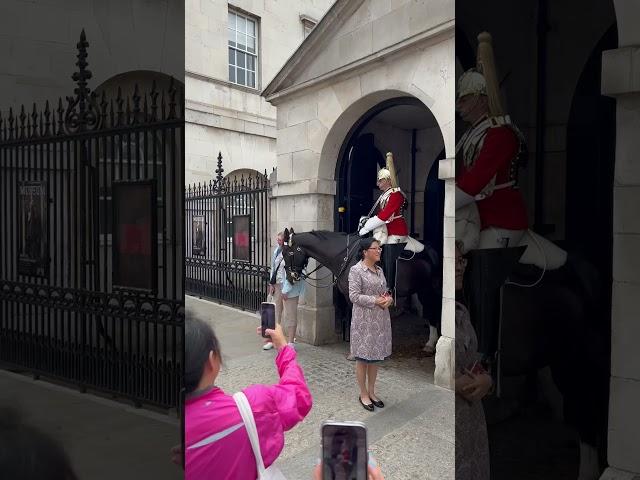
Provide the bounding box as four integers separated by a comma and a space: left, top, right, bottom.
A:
566, 23, 617, 314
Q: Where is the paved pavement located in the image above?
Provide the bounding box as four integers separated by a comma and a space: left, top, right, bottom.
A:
187, 296, 455, 480
0, 368, 181, 480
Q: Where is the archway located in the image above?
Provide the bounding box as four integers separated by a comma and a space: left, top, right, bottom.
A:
331, 95, 445, 347
333, 97, 442, 241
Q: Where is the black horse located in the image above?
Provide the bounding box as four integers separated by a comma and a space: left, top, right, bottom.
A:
281, 228, 442, 342
464, 248, 610, 478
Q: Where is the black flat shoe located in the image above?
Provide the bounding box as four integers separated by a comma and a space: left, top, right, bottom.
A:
359, 396, 374, 411
370, 398, 384, 408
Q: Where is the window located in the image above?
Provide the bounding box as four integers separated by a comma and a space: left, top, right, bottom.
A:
228, 9, 258, 89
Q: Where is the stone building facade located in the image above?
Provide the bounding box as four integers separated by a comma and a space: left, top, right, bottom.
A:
185, 0, 334, 185
262, 0, 456, 387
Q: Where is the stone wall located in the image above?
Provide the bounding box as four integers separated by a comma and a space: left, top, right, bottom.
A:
185, 0, 333, 183
600, 1, 640, 476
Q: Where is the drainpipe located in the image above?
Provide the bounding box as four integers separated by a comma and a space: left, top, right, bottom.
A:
534, 0, 549, 233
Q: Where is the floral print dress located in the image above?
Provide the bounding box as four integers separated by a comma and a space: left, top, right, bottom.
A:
348, 261, 392, 361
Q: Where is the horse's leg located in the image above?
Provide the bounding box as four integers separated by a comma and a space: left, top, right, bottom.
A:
536, 366, 564, 421
419, 289, 440, 353
578, 441, 600, 480
410, 293, 424, 319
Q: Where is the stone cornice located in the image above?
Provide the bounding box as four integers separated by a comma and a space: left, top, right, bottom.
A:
263, 19, 454, 105
186, 69, 262, 95
186, 99, 276, 126
261, 0, 367, 98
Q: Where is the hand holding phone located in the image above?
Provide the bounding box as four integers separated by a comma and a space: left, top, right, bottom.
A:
321, 421, 368, 480
260, 302, 276, 338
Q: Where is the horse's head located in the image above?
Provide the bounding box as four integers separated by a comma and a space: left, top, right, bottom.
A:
282, 228, 308, 283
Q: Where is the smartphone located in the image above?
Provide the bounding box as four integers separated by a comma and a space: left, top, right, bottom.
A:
260, 302, 276, 337
321, 421, 368, 480
466, 360, 487, 376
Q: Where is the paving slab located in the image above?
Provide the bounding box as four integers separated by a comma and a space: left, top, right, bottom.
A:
0, 368, 181, 480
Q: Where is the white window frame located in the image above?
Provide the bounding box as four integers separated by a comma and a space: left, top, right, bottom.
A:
228, 9, 259, 89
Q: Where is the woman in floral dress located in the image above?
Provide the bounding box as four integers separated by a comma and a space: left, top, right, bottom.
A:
455, 240, 493, 479
348, 238, 393, 411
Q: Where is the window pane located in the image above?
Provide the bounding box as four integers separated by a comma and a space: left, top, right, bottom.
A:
228, 48, 235, 66
247, 19, 255, 36
237, 33, 247, 51
228, 28, 236, 47
247, 36, 255, 54
229, 66, 236, 83
237, 68, 246, 86
248, 71, 255, 88
228, 12, 235, 29
237, 16, 246, 34
247, 55, 255, 71
237, 51, 246, 68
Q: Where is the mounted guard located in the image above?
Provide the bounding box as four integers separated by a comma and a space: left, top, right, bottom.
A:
455, 32, 566, 269
358, 152, 423, 293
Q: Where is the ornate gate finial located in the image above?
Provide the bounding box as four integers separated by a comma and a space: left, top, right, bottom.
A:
215, 152, 224, 182
64, 29, 102, 133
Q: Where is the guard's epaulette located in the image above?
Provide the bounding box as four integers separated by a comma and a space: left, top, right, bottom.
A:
488, 115, 513, 128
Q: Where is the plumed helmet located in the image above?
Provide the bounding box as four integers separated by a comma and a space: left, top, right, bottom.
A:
457, 69, 487, 99
377, 152, 399, 188
456, 32, 505, 117
377, 167, 391, 181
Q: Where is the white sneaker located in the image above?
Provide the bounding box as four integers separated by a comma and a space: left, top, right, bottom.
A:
262, 342, 274, 350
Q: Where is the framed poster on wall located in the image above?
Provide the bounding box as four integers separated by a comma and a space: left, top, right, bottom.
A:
232, 215, 251, 262
18, 181, 48, 277
192, 215, 206, 256
112, 180, 157, 293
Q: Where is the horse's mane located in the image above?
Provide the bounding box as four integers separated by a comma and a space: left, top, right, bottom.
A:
306, 230, 346, 241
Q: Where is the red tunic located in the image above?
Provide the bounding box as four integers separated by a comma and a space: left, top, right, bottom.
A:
457, 126, 528, 231
377, 190, 409, 236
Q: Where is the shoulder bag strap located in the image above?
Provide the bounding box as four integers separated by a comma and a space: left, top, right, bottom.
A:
233, 391, 266, 477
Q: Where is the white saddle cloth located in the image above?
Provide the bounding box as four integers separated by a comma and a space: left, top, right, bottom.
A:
456, 204, 567, 269
372, 225, 424, 253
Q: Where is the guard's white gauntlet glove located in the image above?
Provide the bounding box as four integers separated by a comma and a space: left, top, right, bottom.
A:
359, 216, 385, 236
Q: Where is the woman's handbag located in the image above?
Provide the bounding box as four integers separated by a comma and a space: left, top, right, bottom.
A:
233, 392, 288, 480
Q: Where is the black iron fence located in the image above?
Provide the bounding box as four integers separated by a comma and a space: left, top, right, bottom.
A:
185, 154, 271, 312
0, 31, 184, 409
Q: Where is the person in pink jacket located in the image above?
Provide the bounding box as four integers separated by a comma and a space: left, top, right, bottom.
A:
184, 314, 312, 480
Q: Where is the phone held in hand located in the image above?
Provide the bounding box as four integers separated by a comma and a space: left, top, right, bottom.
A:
467, 360, 487, 377
321, 420, 368, 480
260, 302, 276, 337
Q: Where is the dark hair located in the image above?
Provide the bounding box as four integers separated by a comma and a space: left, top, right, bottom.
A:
185, 313, 222, 394
359, 237, 379, 260
0, 407, 79, 480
